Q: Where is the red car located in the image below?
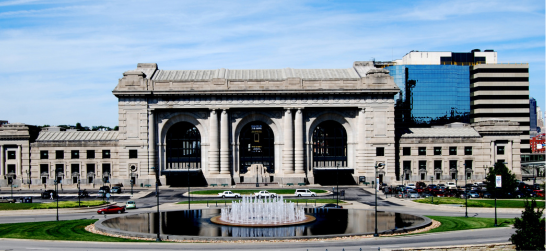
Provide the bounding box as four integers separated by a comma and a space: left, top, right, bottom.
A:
97, 205, 126, 214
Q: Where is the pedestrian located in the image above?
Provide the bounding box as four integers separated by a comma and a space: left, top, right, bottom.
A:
50, 192, 53, 200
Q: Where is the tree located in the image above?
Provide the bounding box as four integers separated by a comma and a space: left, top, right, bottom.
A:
485, 162, 518, 198
510, 199, 545, 250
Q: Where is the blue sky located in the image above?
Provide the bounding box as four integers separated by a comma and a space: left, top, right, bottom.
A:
1, 0, 544, 127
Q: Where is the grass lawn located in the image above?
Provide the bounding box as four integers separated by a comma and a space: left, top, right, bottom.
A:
0, 200, 107, 210
414, 197, 545, 208
190, 189, 327, 195
0, 219, 143, 242
424, 216, 515, 234
178, 198, 341, 204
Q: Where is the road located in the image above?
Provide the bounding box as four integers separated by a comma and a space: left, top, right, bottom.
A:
0, 186, 523, 250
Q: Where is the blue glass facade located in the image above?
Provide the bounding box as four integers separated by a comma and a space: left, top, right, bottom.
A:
385, 65, 470, 126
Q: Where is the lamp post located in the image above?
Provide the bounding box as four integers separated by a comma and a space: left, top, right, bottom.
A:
151, 166, 161, 242
374, 163, 384, 237
336, 163, 340, 208
464, 164, 468, 218
187, 164, 190, 210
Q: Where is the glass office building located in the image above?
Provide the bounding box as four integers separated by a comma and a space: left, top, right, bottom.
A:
385, 65, 470, 127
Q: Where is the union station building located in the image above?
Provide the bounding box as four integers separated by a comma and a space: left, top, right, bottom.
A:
0, 62, 523, 187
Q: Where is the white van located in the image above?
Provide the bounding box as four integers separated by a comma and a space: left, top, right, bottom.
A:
295, 189, 316, 197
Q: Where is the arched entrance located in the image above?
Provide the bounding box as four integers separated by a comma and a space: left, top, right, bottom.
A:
239, 122, 275, 181
165, 122, 205, 186
312, 120, 355, 185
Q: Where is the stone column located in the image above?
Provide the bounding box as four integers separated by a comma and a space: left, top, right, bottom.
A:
0, 145, 3, 177
148, 110, 155, 171
209, 109, 220, 174
294, 108, 304, 174
283, 108, 293, 174
220, 109, 230, 174
18, 145, 22, 176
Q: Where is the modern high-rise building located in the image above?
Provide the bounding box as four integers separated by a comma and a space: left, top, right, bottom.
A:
530, 97, 538, 136
381, 50, 497, 127
470, 63, 530, 153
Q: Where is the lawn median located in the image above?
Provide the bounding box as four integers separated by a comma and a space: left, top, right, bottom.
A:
414, 197, 545, 208
0, 200, 108, 210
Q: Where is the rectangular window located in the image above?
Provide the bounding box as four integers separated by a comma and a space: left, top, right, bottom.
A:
71, 150, 79, 159
55, 150, 64, 159
464, 146, 472, 155
87, 150, 95, 159
376, 147, 384, 156
434, 160, 442, 169
40, 151, 48, 159
418, 160, 426, 169
497, 146, 505, 155
465, 160, 473, 169
449, 147, 457, 155
7, 151, 16, 159
71, 164, 79, 173
418, 147, 426, 156
402, 147, 411, 156
434, 147, 442, 155
40, 164, 49, 174
403, 161, 411, 170
102, 150, 111, 159
129, 150, 138, 159
449, 160, 457, 169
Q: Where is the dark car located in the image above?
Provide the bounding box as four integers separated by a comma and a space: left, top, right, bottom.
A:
41, 190, 58, 199
98, 186, 110, 193
318, 203, 343, 209
97, 205, 125, 214
78, 190, 89, 198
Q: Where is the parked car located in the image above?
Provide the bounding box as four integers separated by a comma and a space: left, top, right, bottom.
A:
254, 190, 277, 198
97, 205, 125, 214
111, 186, 122, 194
78, 190, 89, 198
406, 184, 416, 189
446, 182, 457, 189
406, 190, 420, 198
295, 189, 317, 197
98, 186, 110, 193
41, 190, 58, 199
218, 191, 241, 198
0, 197, 16, 203
468, 191, 480, 198
125, 200, 136, 209
318, 203, 343, 209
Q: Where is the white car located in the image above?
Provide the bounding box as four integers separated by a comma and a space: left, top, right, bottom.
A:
446, 182, 457, 189
295, 189, 316, 197
254, 190, 277, 198
406, 184, 416, 189
218, 191, 241, 198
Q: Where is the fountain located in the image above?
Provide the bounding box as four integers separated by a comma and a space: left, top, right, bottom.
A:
210, 195, 316, 227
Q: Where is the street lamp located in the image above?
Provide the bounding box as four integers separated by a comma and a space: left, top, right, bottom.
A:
150, 166, 161, 242
187, 164, 191, 210
374, 163, 384, 237
336, 163, 340, 208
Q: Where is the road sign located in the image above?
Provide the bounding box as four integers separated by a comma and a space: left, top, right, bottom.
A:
495, 175, 502, 188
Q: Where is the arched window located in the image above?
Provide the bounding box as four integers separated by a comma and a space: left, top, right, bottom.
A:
239, 122, 275, 173
312, 121, 347, 167
166, 122, 201, 169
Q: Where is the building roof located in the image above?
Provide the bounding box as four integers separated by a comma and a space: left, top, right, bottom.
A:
151, 67, 366, 82
37, 131, 119, 141
400, 127, 480, 138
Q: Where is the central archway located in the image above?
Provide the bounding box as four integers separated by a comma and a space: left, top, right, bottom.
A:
239, 121, 275, 175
